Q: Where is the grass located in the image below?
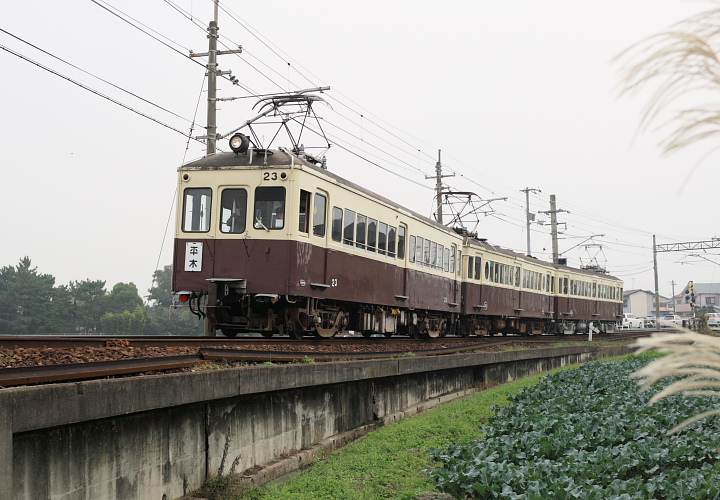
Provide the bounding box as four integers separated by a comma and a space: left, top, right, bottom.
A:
239, 363, 589, 500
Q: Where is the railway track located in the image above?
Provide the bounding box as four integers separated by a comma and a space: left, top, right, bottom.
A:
0, 331, 647, 389
0, 330, 648, 349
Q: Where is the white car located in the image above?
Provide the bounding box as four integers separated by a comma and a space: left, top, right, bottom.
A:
621, 313, 643, 329
707, 313, 720, 328
660, 314, 683, 327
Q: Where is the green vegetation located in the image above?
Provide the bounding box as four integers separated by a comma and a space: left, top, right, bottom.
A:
0, 257, 203, 335
429, 354, 720, 499
240, 370, 563, 500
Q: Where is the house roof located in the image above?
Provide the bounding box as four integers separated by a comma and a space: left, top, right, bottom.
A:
623, 289, 669, 301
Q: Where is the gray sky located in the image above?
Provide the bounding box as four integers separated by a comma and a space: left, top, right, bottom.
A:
2, 0, 719, 302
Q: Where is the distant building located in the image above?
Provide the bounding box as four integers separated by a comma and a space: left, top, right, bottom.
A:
674, 282, 720, 314
623, 289, 670, 317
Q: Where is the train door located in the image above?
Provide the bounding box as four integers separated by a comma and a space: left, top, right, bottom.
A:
450, 243, 460, 305
555, 273, 570, 328
512, 264, 521, 313
311, 190, 329, 285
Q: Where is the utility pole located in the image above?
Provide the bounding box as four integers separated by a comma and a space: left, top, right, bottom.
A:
539, 194, 568, 264
653, 235, 660, 330
425, 150, 454, 224
520, 187, 541, 256
670, 280, 677, 316
190, 1, 242, 156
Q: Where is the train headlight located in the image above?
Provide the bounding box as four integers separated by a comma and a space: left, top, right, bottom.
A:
229, 133, 250, 154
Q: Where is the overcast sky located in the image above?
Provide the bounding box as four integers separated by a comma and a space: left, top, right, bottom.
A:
2, 0, 719, 301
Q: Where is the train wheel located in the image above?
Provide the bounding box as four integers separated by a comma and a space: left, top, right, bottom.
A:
221, 328, 239, 338
314, 326, 337, 338
361, 330, 373, 338
260, 330, 274, 338
290, 328, 305, 340
409, 324, 422, 339
383, 331, 394, 338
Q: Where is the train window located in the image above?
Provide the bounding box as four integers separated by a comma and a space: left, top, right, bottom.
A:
388, 225, 397, 258
183, 187, 212, 232
298, 190, 311, 233
467, 256, 474, 279
356, 214, 367, 250
457, 250, 462, 274
343, 209, 356, 246
397, 226, 406, 260
254, 186, 285, 230
593, 282, 597, 297
367, 219, 377, 252
415, 236, 423, 263
409, 235, 416, 263
313, 194, 327, 237
438, 245, 444, 270
423, 239, 431, 266
331, 206, 342, 242
475, 258, 482, 280
378, 222, 388, 255
542, 275, 547, 291
444, 248, 450, 272
494, 263, 500, 283
450, 246, 456, 273
563, 278, 568, 294
486, 262, 490, 281
516, 268, 520, 287
551, 277, 555, 293
488, 262, 494, 283
431, 242, 438, 268
219, 188, 247, 234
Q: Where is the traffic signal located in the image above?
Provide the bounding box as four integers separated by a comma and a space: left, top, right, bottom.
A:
690, 281, 696, 306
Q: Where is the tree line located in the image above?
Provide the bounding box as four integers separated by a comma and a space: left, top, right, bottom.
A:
0, 257, 203, 335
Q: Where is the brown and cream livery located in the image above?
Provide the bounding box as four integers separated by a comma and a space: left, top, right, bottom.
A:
172, 147, 623, 338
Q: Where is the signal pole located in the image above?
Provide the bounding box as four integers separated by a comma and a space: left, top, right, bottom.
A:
520, 187, 541, 256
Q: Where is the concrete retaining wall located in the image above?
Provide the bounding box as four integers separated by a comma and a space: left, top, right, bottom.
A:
0, 344, 632, 500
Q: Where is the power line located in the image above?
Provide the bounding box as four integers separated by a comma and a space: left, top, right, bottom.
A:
0, 27, 193, 124
0, 43, 198, 140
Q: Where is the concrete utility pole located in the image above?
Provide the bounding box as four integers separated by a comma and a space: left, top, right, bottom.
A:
653, 235, 660, 330
671, 280, 677, 315
425, 150, 454, 224
539, 195, 568, 264
190, 1, 242, 156
520, 187, 541, 256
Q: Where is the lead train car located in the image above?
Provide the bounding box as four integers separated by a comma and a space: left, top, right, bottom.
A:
172, 148, 623, 338
172, 149, 463, 338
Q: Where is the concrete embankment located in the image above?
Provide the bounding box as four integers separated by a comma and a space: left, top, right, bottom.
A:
1, 344, 632, 500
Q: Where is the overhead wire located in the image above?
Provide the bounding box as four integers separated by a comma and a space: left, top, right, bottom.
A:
0, 42, 199, 140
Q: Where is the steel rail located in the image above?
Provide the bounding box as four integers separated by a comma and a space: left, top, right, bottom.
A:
0, 331, 643, 350
0, 355, 201, 388
0, 341, 511, 388
199, 341, 511, 363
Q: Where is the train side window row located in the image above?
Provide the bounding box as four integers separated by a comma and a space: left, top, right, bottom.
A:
408, 235, 457, 273
330, 206, 406, 259
523, 270, 554, 293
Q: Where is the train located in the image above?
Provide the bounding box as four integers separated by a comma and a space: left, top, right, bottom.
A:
172, 135, 623, 339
